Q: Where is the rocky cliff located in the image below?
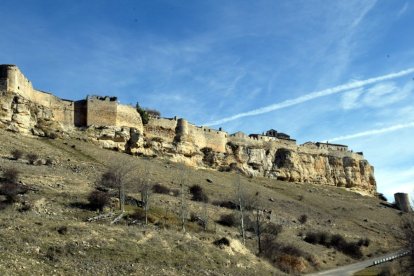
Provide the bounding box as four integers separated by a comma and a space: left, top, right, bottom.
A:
0, 90, 377, 195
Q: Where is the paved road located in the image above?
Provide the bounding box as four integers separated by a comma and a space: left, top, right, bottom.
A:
307, 250, 404, 276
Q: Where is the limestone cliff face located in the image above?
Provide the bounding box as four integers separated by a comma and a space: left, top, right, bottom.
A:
220, 144, 376, 194
0, 91, 63, 136
123, 125, 377, 195
0, 92, 376, 195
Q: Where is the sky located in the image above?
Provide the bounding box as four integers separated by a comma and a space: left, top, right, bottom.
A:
0, 0, 413, 201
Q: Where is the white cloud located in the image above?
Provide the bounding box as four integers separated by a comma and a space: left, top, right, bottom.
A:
341, 88, 363, 109
204, 67, 414, 126
363, 82, 412, 107
341, 81, 413, 110
327, 121, 414, 142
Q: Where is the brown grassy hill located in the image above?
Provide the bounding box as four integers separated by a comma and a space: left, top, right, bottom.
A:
0, 129, 407, 275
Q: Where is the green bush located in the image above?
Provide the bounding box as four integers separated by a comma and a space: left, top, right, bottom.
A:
135, 102, 149, 125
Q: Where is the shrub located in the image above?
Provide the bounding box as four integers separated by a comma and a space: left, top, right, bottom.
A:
340, 242, 363, 259
213, 237, 230, 247
304, 231, 364, 259
260, 239, 311, 273
129, 209, 155, 223
57, 226, 68, 235
212, 200, 238, 210
319, 232, 331, 246
45, 158, 54, 166
145, 108, 161, 118
304, 232, 321, 244
298, 214, 308, 224
263, 223, 283, 237
0, 182, 27, 203
276, 254, 306, 274
27, 153, 39, 165
217, 213, 237, 227
11, 149, 23, 160
357, 238, 370, 247
189, 185, 209, 202
330, 234, 346, 248
87, 190, 110, 211
2, 167, 20, 183
18, 201, 32, 212
152, 184, 170, 194
377, 193, 388, 201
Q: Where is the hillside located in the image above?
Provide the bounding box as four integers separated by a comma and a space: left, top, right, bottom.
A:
0, 128, 407, 275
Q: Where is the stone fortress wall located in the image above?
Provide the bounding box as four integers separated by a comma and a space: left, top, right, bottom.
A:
0, 64, 363, 160
0, 65, 143, 132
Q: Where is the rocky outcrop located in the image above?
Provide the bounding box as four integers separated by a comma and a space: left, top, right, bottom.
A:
0, 91, 377, 195
0, 92, 64, 136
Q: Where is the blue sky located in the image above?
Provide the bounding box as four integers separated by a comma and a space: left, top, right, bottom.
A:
1, 0, 413, 200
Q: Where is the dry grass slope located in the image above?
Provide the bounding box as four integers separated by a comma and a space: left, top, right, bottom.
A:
0, 129, 407, 275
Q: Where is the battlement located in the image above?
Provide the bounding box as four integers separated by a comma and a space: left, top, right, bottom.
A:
0, 64, 143, 132
0, 64, 358, 156
87, 95, 118, 102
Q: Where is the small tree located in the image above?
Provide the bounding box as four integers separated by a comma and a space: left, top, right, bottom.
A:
139, 163, 152, 225
98, 162, 136, 213
136, 102, 149, 125
178, 165, 188, 232
235, 175, 246, 245
255, 201, 263, 254
200, 201, 209, 231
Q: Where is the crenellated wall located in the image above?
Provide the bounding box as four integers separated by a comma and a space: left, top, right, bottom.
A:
0, 65, 143, 131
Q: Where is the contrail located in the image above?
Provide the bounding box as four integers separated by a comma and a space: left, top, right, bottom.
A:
327, 121, 414, 142
204, 67, 414, 126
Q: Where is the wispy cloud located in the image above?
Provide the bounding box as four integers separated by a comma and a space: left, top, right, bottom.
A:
204, 67, 414, 126
327, 121, 414, 142
341, 81, 413, 110
397, 2, 409, 17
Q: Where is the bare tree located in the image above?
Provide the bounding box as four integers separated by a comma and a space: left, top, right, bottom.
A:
139, 162, 152, 225
98, 162, 136, 213
254, 196, 263, 254
236, 174, 246, 245
179, 165, 188, 232
200, 201, 209, 231
402, 214, 414, 273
